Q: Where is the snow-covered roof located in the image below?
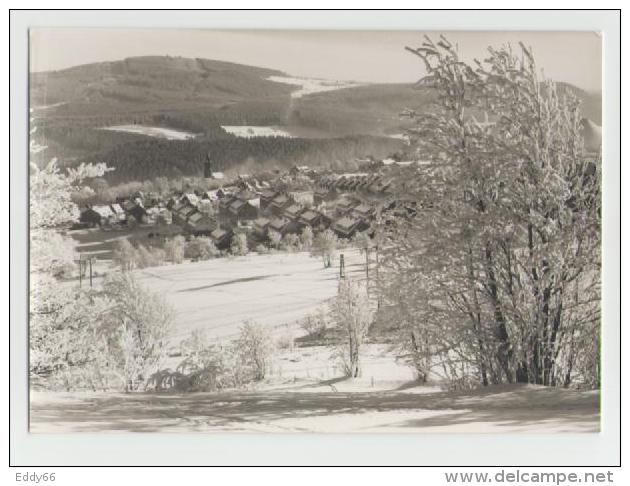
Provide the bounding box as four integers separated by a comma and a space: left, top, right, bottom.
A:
110, 203, 125, 214
92, 205, 114, 218
334, 217, 359, 230
184, 193, 199, 205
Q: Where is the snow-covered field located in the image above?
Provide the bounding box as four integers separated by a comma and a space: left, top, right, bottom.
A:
99, 125, 198, 140
35, 251, 600, 434
221, 125, 294, 138
133, 250, 365, 343
29, 383, 600, 433
31, 101, 67, 111
267, 75, 363, 98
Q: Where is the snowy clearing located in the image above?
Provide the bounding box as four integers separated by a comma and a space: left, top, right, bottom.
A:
132, 250, 365, 343
99, 125, 198, 140
221, 125, 294, 138
267, 75, 363, 98
30, 383, 599, 433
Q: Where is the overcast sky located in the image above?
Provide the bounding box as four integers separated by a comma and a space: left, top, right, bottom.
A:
30, 29, 602, 92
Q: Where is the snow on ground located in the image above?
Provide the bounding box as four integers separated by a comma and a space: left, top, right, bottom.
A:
268, 343, 418, 386
29, 383, 600, 433
221, 125, 294, 138
267, 75, 363, 98
133, 250, 365, 343
66, 229, 367, 345
39, 248, 599, 434
99, 125, 198, 140
31, 101, 67, 111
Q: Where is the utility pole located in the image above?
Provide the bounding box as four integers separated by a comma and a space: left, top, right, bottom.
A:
339, 253, 345, 279
76, 256, 95, 288
375, 244, 381, 309
75, 258, 84, 287
88, 257, 94, 287
365, 245, 370, 300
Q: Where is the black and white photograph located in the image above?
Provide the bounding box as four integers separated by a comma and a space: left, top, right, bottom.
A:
23, 25, 608, 435
10, 5, 620, 464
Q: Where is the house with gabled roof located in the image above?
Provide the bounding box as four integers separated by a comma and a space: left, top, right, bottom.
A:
283, 203, 305, 221
120, 199, 137, 213
129, 203, 149, 224
93, 204, 115, 223
297, 209, 331, 232
268, 193, 292, 216
351, 203, 375, 220
345, 178, 362, 191
172, 203, 196, 225
268, 217, 293, 235
202, 190, 220, 202
259, 189, 278, 210
109, 203, 127, 223
219, 195, 237, 214
209, 228, 233, 250
253, 217, 271, 237
182, 193, 200, 207
228, 198, 259, 222
335, 196, 360, 215
331, 216, 370, 239
333, 176, 348, 190
186, 211, 217, 235
288, 190, 314, 206
314, 187, 337, 206
79, 206, 109, 227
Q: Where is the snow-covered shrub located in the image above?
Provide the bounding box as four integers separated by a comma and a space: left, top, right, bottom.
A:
300, 307, 328, 338
276, 326, 295, 351
135, 244, 166, 268
230, 233, 249, 256
164, 235, 186, 263
185, 236, 219, 261
235, 321, 274, 381
112, 238, 137, 270
101, 272, 173, 391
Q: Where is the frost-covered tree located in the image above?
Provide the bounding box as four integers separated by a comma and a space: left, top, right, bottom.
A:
30, 159, 111, 277
101, 272, 173, 391
230, 233, 249, 256
330, 279, 372, 377
281, 233, 299, 252
30, 158, 112, 387
164, 235, 186, 263
268, 229, 282, 249
312, 229, 338, 268
300, 226, 314, 250
185, 236, 219, 261
113, 238, 137, 271
379, 36, 600, 388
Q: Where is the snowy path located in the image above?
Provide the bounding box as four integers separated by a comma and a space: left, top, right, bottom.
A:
30, 384, 599, 433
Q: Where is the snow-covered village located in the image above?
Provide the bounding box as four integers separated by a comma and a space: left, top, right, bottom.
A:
26, 30, 603, 434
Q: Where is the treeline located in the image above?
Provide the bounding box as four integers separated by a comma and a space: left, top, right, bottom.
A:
88, 135, 401, 184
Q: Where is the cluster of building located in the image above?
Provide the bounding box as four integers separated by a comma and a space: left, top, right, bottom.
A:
78, 158, 423, 251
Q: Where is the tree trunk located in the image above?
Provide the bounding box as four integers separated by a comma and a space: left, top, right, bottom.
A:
484, 245, 513, 383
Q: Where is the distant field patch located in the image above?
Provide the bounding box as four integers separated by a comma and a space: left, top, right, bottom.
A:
267, 75, 363, 98
221, 125, 294, 138
99, 124, 198, 140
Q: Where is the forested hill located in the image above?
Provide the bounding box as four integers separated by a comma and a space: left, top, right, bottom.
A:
30, 56, 292, 112
29, 55, 602, 184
